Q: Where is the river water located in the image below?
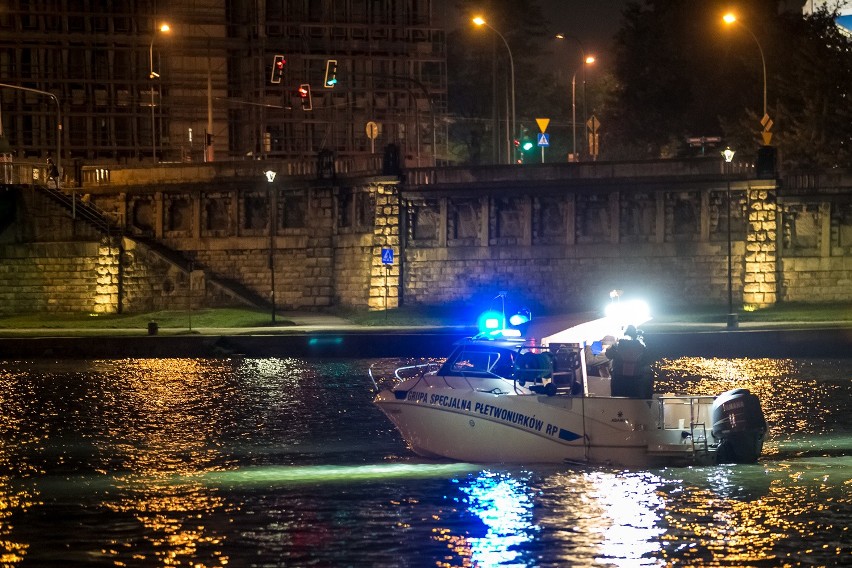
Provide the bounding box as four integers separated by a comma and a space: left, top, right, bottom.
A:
0, 356, 850, 567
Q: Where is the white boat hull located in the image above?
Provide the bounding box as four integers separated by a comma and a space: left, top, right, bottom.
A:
375, 387, 718, 467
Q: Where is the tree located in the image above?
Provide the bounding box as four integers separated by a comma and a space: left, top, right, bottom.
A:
447, 0, 560, 165
600, 0, 852, 170
769, 8, 852, 169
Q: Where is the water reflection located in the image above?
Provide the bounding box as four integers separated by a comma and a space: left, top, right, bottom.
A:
656, 357, 851, 452
94, 359, 234, 567
449, 471, 538, 567
0, 356, 848, 567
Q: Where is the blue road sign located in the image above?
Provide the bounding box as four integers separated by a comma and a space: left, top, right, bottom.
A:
537, 133, 550, 147
381, 248, 394, 265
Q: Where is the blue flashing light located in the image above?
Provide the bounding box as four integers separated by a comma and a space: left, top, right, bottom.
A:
509, 313, 530, 326
477, 310, 505, 334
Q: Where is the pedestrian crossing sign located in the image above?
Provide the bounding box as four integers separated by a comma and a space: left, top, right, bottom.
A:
537, 133, 550, 147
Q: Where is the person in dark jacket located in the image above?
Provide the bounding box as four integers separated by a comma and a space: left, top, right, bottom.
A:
606, 325, 653, 398
47, 158, 60, 188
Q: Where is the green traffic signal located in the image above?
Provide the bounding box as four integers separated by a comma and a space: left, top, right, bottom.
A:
324, 59, 338, 88
522, 140, 534, 151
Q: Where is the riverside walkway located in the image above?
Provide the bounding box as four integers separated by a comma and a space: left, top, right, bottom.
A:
0, 311, 849, 359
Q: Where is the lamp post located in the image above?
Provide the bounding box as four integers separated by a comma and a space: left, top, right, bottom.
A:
265, 169, 277, 323
723, 13, 767, 128
149, 22, 170, 162
473, 16, 515, 165
722, 147, 738, 329
556, 35, 594, 161
571, 56, 595, 161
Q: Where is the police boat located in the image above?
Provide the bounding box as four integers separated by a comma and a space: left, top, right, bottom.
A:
371, 301, 767, 468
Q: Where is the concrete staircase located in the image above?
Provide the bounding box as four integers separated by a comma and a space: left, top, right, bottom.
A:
34, 183, 268, 310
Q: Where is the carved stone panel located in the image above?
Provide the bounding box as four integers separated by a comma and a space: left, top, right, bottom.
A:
831, 202, 852, 253
165, 194, 192, 236
406, 199, 440, 245
129, 196, 154, 235
619, 191, 655, 243
576, 193, 610, 244
241, 191, 269, 235
532, 196, 566, 245
709, 190, 747, 242
781, 203, 820, 254
281, 190, 307, 229
448, 198, 481, 246
665, 191, 700, 242
489, 196, 524, 245
202, 192, 232, 237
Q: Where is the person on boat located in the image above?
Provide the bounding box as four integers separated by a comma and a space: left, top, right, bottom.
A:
585, 335, 615, 378
605, 325, 653, 398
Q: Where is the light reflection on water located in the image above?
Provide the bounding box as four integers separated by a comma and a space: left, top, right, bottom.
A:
0, 356, 849, 567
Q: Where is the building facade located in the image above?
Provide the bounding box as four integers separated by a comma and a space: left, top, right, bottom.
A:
0, 0, 447, 173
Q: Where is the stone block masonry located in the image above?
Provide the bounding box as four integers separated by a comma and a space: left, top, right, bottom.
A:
1, 160, 849, 315
0, 242, 102, 314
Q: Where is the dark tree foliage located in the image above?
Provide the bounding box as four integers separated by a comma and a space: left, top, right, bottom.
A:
447, 0, 565, 164
599, 0, 852, 170
770, 9, 852, 169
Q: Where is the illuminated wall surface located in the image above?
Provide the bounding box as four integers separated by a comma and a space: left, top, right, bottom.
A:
2, 161, 850, 315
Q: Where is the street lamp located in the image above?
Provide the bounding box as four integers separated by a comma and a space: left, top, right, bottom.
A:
572, 55, 595, 162
722, 147, 738, 329
265, 169, 277, 323
473, 16, 515, 165
149, 22, 170, 162
556, 35, 594, 161
723, 13, 767, 130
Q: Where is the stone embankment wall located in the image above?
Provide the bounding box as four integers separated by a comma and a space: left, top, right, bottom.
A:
0, 187, 255, 315
0, 161, 849, 316
776, 173, 852, 303
399, 165, 850, 312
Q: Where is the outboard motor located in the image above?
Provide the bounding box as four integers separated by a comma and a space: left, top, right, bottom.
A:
711, 388, 768, 464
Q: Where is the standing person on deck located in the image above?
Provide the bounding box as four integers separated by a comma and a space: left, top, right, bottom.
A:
606, 325, 653, 398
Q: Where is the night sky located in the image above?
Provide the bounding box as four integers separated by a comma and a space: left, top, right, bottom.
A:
448, 1, 632, 68
539, 0, 629, 53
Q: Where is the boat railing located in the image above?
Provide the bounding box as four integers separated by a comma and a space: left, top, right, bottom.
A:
395, 361, 442, 381
368, 359, 442, 392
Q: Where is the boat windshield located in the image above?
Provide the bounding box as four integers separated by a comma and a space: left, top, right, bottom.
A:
436, 344, 517, 378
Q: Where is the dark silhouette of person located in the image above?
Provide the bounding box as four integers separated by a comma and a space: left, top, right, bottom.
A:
606, 325, 653, 398
47, 158, 60, 188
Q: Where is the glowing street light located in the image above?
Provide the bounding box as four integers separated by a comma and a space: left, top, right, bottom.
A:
722, 147, 738, 329
723, 13, 768, 136
149, 22, 171, 162
473, 16, 515, 165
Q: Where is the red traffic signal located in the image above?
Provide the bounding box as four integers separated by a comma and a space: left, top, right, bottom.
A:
270, 55, 286, 84
298, 83, 312, 110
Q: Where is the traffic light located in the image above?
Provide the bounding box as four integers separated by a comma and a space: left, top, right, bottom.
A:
270, 55, 286, 84
324, 59, 338, 88
515, 127, 534, 163
298, 83, 312, 110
